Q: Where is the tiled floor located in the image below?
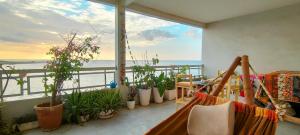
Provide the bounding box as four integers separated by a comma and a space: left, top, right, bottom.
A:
25, 100, 300, 135
25, 101, 177, 135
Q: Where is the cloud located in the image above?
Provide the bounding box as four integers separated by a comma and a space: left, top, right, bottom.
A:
0, 0, 181, 59
184, 28, 202, 39
138, 29, 176, 41
0, 35, 26, 43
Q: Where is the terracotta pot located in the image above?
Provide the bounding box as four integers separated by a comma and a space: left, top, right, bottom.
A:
153, 87, 164, 103
34, 103, 63, 131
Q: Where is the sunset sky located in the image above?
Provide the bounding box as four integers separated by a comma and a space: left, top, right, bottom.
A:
0, 0, 202, 60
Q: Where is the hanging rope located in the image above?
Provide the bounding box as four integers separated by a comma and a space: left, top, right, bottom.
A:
125, 30, 138, 65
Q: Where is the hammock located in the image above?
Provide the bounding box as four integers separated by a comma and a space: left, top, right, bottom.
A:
145, 55, 279, 135
145, 93, 278, 135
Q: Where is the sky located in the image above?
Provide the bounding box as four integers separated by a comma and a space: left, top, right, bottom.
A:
0, 0, 203, 61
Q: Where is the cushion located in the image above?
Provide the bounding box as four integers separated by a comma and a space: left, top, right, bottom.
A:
187, 101, 235, 135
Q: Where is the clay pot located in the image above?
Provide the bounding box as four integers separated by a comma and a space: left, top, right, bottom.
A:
34, 103, 63, 131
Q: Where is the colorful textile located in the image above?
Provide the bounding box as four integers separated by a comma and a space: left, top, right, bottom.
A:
293, 76, 300, 98
145, 93, 278, 135
278, 74, 300, 103
265, 74, 278, 98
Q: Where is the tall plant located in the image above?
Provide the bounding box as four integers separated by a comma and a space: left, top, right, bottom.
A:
133, 57, 158, 89
44, 33, 100, 106
153, 72, 166, 97
0, 65, 25, 101
165, 67, 176, 90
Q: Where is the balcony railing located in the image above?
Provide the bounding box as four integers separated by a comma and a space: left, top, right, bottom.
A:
0, 63, 204, 100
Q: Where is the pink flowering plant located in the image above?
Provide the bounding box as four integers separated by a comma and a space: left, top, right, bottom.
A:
44, 33, 100, 106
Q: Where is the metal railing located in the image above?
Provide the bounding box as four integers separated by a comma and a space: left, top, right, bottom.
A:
0, 64, 204, 99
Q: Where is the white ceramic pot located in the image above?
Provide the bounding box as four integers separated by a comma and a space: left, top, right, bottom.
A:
139, 89, 151, 106
99, 110, 114, 119
80, 115, 90, 123
164, 89, 176, 100
127, 100, 136, 110
153, 87, 164, 103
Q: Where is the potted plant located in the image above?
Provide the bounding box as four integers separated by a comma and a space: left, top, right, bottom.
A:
64, 89, 89, 124
133, 57, 158, 106
153, 72, 166, 103
164, 68, 176, 100
82, 90, 100, 120
34, 33, 100, 131
125, 77, 137, 109
13, 113, 39, 132
97, 89, 122, 119
0, 66, 26, 134
133, 65, 155, 106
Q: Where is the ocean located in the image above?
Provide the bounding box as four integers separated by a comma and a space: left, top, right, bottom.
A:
1, 60, 201, 100
1, 60, 201, 69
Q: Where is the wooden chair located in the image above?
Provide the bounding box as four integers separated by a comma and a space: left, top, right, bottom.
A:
218, 70, 240, 101
175, 74, 195, 108
226, 75, 240, 101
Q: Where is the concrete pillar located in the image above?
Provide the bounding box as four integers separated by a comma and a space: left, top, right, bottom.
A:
115, 0, 128, 101
115, 0, 126, 86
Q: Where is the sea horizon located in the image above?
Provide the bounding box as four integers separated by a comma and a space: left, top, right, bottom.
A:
0, 59, 202, 69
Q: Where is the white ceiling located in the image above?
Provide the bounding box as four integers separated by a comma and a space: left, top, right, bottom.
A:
133, 0, 300, 23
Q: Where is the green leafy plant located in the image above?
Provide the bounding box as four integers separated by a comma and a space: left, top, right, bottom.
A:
132, 55, 159, 90
64, 88, 123, 123
81, 90, 100, 119
133, 65, 155, 89
153, 72, 166, 97
179, 65, 189, 74
0, 65, 25, 101
13, 113, 37, 125
165, 67, 176, 90
0, 66, 25, 135
95, 90, 123, 114
165, 77, 175, 90
125, 77, 137, 101
64, 89, 85, 124
44, 33, 100, 106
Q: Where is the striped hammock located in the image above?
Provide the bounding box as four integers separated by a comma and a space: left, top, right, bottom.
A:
145, 92, 278, 135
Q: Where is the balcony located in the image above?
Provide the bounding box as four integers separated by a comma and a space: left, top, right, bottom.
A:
24, 101, 299, 135
1, 0, 300, 135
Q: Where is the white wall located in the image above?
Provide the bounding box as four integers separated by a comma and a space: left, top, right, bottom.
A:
2, 97, 49, 124
203, 4, 300, 77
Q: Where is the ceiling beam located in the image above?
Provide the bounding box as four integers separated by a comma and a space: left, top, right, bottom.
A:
89, 0, 116, 6
125, 0, 136, 6
127, 3, 206, 28
89, 0, 206, 28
